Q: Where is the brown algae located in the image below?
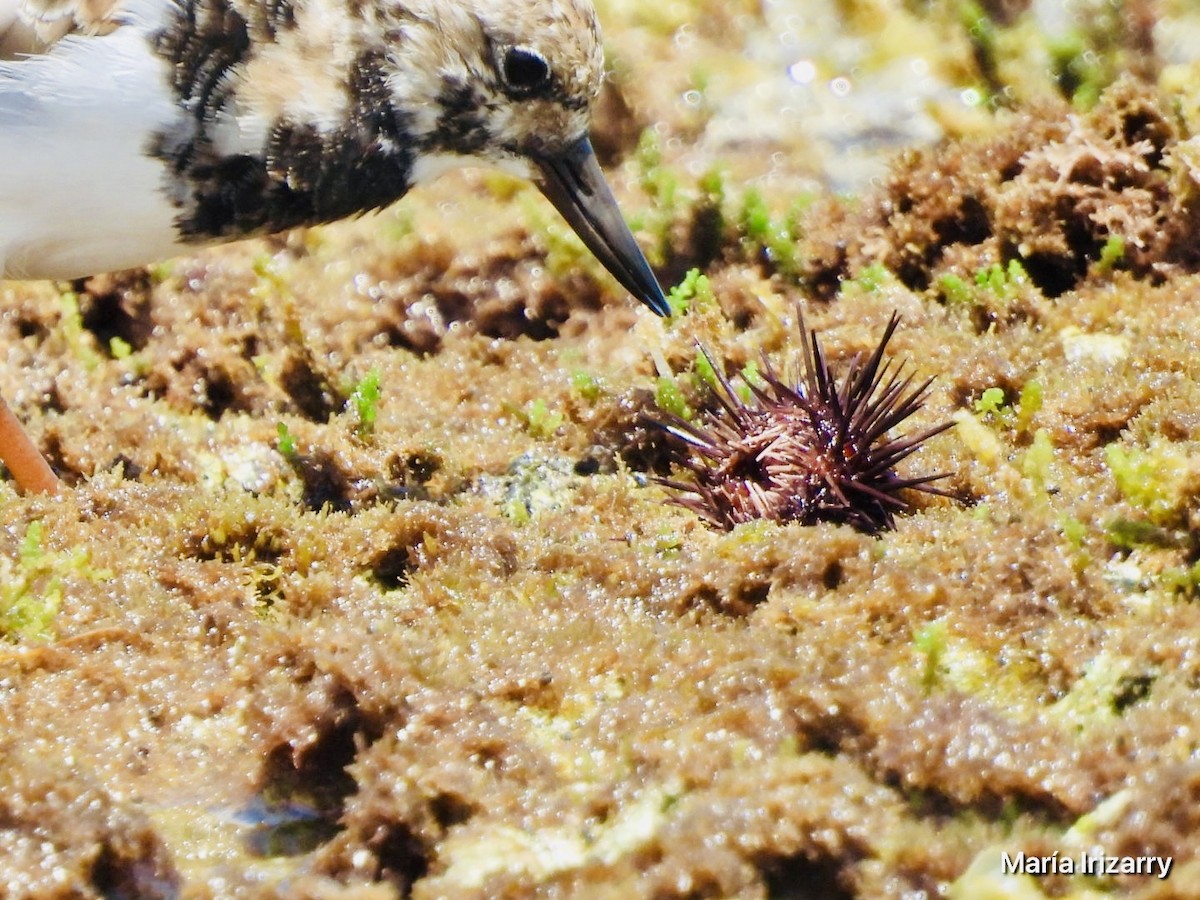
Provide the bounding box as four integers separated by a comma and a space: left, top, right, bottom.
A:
1, 1, 1200, 896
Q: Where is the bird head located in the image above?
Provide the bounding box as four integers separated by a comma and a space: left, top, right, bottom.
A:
383, 0, 668, 315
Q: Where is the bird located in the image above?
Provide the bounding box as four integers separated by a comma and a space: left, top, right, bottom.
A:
0, 0, 669, 494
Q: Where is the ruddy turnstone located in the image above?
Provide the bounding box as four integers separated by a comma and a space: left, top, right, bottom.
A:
0, 0, 668, 493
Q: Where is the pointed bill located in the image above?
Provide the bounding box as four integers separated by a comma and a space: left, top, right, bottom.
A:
533, 136, 669, 316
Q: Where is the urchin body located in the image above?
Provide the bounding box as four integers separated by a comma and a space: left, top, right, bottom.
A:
0, 0, 665, 493
656, 316, 953, 533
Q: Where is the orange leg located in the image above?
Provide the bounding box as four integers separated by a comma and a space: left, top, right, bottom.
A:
0, 393, 59, 494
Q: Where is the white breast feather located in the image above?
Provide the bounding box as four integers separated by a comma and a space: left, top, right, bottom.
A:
0, 12, 184, 278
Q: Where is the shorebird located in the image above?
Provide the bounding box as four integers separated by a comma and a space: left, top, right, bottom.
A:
0, 0, 668, 494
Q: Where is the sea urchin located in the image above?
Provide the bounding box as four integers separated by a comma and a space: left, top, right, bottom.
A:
653, 314, 953, 533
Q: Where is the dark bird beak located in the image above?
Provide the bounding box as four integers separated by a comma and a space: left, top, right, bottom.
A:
533, 136, 669, 316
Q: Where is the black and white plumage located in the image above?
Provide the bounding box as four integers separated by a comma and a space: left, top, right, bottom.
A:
0, 0, 668, 492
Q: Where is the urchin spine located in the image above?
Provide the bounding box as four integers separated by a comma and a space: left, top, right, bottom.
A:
654, 313, 953, 533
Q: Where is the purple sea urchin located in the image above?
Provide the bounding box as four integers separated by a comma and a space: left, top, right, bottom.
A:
654, 314, 953, 533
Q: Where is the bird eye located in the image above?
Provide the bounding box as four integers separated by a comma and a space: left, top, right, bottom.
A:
502, 46, 551, 93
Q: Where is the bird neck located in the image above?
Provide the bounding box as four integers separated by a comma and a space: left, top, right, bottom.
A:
151, 0, 419, 240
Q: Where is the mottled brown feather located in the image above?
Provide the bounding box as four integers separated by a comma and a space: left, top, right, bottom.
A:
2, 0, 123, 51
